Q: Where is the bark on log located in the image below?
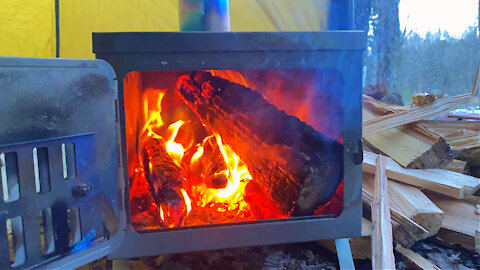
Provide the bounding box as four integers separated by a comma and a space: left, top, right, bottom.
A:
176, 71, 343, 215
363, 82, 388, 100
142, 138, 187, 227
444, 159, 470, 174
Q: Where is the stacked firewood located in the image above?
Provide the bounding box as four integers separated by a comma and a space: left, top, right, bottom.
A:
321, 80, 480, 269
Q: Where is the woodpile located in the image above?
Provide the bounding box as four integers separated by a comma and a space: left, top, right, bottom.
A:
322, 78, 480, 269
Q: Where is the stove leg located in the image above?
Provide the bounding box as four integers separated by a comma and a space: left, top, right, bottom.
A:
335, 238, 355, 270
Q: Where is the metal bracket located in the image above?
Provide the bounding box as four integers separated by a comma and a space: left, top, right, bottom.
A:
335, 238, 355, 270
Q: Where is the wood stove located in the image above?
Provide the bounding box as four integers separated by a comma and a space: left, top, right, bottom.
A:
0, 31, 364, 269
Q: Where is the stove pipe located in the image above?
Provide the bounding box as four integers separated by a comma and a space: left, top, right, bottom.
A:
179, 0, 230, 31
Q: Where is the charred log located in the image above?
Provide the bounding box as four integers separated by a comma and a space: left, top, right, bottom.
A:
176, 71, 343, 216
142, 138, 187, 227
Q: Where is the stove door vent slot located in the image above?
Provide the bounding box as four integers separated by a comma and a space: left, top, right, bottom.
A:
62, 143, 77, 179
1, 152, 20, 203
33, 147, 51, 193
6, 216, 25, 267
39, 208, 55, 255
67, 207, 82, 245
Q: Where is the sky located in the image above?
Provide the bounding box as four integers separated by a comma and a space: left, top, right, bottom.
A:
399, 0, 478, 38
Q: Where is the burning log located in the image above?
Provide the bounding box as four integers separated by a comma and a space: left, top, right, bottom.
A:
244, 181, 284, 219
313, 180, 344, 216
176, 71, 343, 216
142, 138, 188, 227
190, 135, 229, 189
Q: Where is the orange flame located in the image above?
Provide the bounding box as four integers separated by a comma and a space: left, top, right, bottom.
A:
142, 91, 166, 138
159, 205, 165, 221
210, 135, 251, 200
191, 144, 204, 164
140, 91, 187, 166
210, 70, 249, 87
180, 188, 192, 214
165, 120, 185, 166
135, 73, 255, 226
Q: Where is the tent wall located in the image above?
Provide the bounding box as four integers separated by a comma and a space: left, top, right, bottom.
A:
0, 0, 56, 57
231, 0, 329, 32
1, 0, 331, 59
60, 0, 179, 58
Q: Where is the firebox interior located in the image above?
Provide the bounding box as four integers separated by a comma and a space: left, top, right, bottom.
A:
124, 69, 345, 232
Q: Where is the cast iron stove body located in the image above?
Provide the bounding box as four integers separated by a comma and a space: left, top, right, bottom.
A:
0, 31, 365, 269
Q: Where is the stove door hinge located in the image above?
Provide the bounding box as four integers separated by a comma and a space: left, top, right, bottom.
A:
114, 99, 126, 212
114, 99, 124, 167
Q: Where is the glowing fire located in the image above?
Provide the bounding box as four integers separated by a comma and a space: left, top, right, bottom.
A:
137, 85, 252, 228
159, 205, 165, 221
209, 135, 251, 199
191, 144, 204, 163
127, 70, 344, 231
165, 120, 185, 166
142, 91, 165, 138
180, 188, 192, 213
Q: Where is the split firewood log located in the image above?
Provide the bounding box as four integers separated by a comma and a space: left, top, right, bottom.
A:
142, 138, 187, 227
176, 71, 343, 216
362, 95, 453, 168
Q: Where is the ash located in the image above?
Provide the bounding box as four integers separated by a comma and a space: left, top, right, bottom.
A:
132, 243, 338, 270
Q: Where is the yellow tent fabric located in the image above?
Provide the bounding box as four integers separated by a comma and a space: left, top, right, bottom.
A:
1, 0, 329, 59
0, 0, 56, 57
59, 0, 179, 59
231, 0, 329, 32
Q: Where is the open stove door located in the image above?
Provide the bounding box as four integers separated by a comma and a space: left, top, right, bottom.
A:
0, 57, 125, 269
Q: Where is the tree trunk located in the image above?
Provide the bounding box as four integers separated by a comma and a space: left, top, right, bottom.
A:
354, 0, 372, 33
375, 0, 400, 89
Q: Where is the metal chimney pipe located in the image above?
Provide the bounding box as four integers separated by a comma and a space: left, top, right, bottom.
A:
179, 0, 230, 31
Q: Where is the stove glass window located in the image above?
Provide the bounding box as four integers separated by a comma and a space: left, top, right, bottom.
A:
123, 69, 345, 231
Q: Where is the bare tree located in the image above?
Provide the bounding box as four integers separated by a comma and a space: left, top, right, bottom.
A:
375, 0, 401, 90
355, 0, 372, 32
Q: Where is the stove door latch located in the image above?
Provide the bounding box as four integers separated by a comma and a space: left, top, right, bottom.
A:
352, 139, 363, 165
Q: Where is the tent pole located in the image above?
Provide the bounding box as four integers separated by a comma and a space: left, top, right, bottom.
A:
55, 0, 60, 57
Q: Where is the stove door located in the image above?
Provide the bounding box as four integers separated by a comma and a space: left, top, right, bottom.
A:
0, 57, 124, 269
